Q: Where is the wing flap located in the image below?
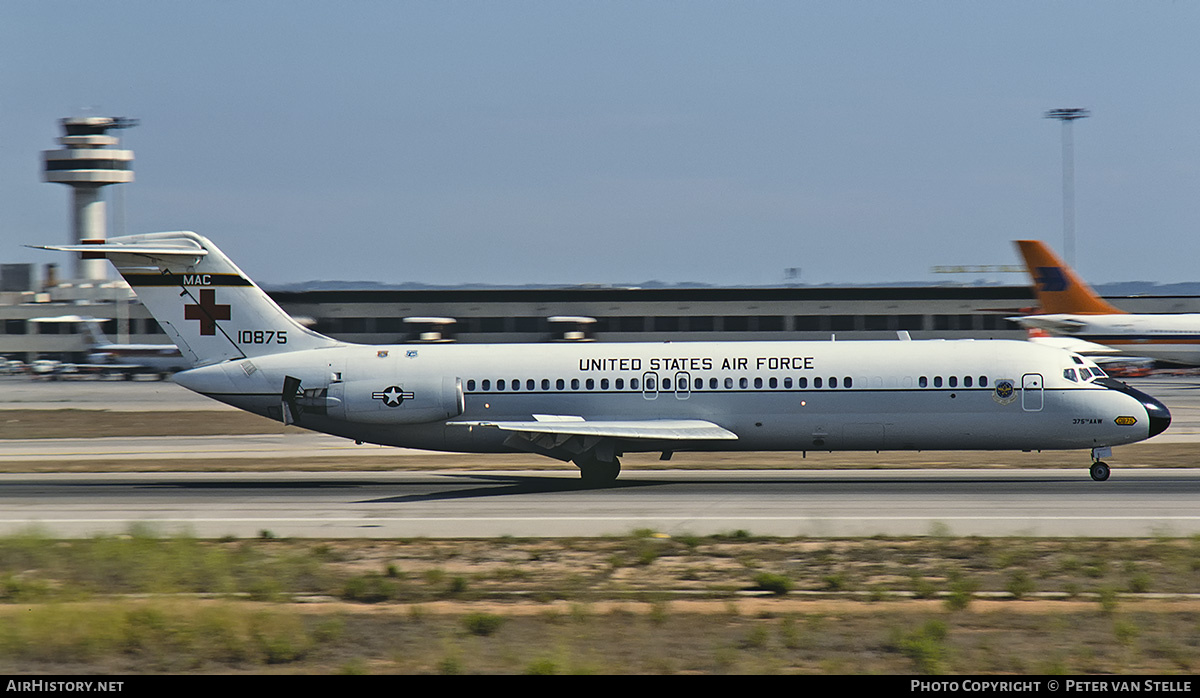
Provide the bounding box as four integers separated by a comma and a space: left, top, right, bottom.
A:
451, 418, 738, 441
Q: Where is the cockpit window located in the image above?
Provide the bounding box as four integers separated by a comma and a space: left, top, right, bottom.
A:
1063, 368, 1078, 382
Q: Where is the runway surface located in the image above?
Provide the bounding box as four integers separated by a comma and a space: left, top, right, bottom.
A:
2, 374, 1199, 539
2, 469, 1199, 539
0, 374, 225, 411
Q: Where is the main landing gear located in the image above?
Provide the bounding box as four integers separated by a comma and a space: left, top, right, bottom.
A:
1090, 447, 1112, 481
574, 455, 621, 485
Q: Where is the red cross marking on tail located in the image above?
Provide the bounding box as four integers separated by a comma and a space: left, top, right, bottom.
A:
183, 289, 231, 335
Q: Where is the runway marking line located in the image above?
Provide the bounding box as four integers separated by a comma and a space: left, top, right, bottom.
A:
4, 516, 1200, 524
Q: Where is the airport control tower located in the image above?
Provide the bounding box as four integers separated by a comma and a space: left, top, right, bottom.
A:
42, 116, 137, 281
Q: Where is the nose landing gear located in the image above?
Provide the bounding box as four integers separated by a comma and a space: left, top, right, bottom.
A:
1090, 447, 1112, 481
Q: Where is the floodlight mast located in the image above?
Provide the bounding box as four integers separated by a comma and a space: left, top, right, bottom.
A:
1044, 108, 1089, 268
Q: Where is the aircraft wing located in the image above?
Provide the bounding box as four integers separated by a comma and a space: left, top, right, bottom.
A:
451, 416, 738, 441
1026, 335, 1123, 355
1009, 315, 1088, 334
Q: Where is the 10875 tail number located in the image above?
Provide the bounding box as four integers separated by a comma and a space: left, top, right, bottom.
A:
238, 330, 287, 345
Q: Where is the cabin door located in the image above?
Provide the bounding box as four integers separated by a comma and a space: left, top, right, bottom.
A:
1021, 373, 1044, 412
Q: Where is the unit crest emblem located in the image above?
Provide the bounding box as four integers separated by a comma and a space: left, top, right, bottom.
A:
993, 379, 1017, 405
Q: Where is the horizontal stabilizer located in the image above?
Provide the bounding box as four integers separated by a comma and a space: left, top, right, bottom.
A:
451, 418, 739, 441
30, 242, 209, 259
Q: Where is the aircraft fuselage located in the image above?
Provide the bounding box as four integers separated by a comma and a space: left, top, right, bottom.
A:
174, 338, 1167, 455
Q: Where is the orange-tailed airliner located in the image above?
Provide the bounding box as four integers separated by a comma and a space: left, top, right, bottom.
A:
1014, 240, 1200, 367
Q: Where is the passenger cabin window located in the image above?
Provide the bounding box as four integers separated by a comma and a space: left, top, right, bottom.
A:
467, 380, 476, 391
933, 376, 942, 388
948, 376, 957, 388
542, 379, 550, 390
844, 376, 852, 388
482, 380, 491, 391
919, 376, 928, 388
814, 377, 823, 389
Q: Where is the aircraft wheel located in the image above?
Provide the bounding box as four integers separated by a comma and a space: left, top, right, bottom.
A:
1090, 461, 1111, 482
576, 457, 621, 484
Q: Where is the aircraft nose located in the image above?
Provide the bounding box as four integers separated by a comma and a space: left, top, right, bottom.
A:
1096, 377, 1170, 439
1144, 395, 1171, 438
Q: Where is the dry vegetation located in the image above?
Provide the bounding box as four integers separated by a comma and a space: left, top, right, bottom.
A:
1, 531, 1199, 674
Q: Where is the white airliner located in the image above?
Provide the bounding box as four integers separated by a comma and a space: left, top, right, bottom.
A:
1013, 240, 1200, 367
38, 232, 1170, 482
28, 315, 186, 379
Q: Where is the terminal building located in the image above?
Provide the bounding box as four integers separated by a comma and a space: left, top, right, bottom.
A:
6, 276, 1200, 363
269, 284, 1038, 345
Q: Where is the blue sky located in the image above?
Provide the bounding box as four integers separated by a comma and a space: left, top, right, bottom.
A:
2, 2, 1198, 287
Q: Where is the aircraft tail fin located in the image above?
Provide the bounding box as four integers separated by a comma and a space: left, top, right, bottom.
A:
76, 317, 113, 348
1013, 240, 1125, 315
34, 232, 342, 367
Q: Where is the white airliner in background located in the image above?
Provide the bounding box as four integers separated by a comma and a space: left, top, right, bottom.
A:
1013, 240, 1200, 367
27, 315, 186, 379
38, 232, 1170, 482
